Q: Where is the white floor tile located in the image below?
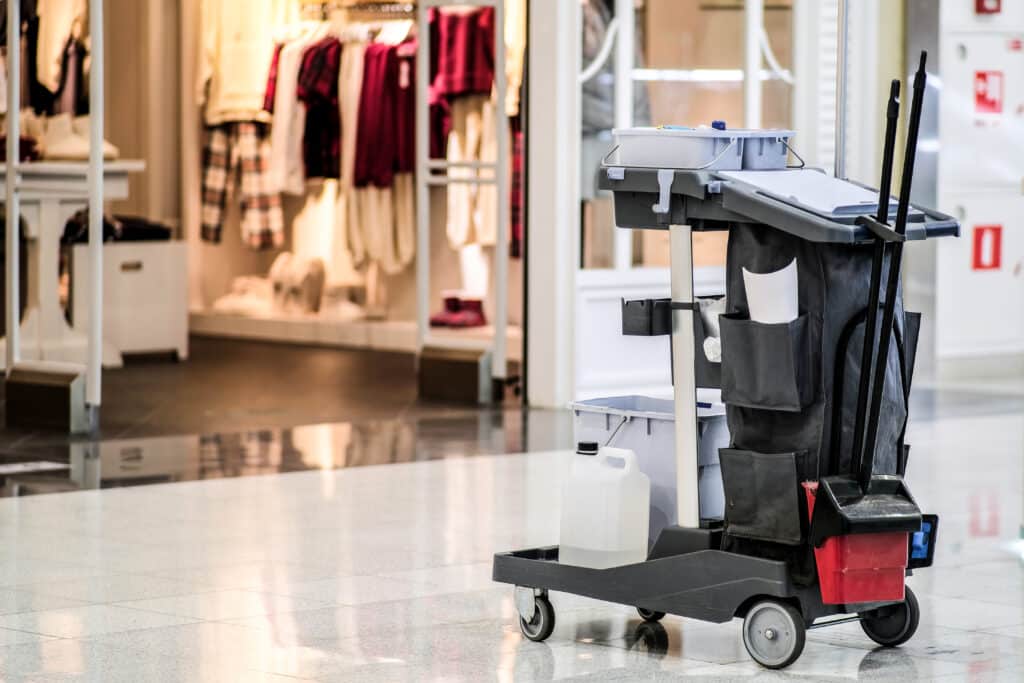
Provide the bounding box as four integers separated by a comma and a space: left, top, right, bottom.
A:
114, 589, 330, 622
0, 604, 198, 639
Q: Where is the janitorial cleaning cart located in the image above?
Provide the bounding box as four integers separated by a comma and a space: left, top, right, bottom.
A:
492, 54, 957, 669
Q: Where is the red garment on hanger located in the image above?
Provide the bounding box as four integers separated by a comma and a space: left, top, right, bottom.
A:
355, 43, 400, 188
264, 43, 285, 113
428, 7, 495, 99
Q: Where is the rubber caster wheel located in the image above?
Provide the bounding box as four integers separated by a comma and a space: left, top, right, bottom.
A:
742, 600, 806, 669
637, 607, 666, 622
861, 586, 920, 647
519, 596, 556, 642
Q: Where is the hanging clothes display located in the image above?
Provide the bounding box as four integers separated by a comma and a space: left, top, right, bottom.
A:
351, 38, 417, 275
198, 0, 300, 250
296, 36, 342, 181
267, 22, 327, 195
200, 121, 284, 249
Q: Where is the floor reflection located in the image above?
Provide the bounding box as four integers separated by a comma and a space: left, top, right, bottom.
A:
0, 409, 573, 497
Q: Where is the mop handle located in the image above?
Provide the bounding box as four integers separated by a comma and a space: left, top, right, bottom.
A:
848, 80, 901, 480
858, 53, 928, 492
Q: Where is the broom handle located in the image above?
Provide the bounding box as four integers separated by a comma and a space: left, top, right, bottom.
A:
849, 80, 901, 479
859, 52, 928, 492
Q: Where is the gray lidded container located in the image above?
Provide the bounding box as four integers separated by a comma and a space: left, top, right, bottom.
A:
572, 395, 730, 548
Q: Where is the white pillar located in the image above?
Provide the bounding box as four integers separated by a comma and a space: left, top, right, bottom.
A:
526, 0, 580, 408
87, 0, 105, 408
744, 0, 764, 128
5, 0, 20, 370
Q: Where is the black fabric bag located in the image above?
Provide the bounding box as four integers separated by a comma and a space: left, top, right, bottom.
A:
719, 222, 920, 544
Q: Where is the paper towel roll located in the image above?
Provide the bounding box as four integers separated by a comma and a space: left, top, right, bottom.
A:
742, 259, 799, 324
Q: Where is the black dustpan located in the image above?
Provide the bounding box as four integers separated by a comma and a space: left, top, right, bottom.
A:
810, 54, 931, 547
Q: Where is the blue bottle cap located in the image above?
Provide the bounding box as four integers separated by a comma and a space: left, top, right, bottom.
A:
711, 120, 727, 131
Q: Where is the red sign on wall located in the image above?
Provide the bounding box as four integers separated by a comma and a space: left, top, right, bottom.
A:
972, 225, 1003, 270
975, 71, 1005, 114
976, 0, 1002, 14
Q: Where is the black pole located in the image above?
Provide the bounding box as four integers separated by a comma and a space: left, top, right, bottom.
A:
859, 52, 928, 492
848, 79, 901, 479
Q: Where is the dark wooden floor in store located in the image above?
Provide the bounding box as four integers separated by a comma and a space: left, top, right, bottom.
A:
102, 336, 430, 437
0, 336, 566, 451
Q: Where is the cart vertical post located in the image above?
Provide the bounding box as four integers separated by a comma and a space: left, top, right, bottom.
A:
669, 224, 700, 528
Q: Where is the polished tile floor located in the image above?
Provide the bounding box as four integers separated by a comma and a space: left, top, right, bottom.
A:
0, 381, 1018, 680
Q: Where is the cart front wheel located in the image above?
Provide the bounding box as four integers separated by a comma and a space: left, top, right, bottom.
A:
861, 586, 920, 647
519, 596, 556, 642
637, 607, 666, 622
742, 600, 806, 669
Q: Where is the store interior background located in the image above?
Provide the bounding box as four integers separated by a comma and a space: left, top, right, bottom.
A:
0, 0, 1020, 494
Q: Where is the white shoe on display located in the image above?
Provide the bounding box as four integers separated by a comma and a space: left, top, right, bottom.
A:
72, 116, 120, 159
43, 113, 120, 160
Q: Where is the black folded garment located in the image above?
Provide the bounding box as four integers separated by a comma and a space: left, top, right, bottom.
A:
61, 210, 173, 244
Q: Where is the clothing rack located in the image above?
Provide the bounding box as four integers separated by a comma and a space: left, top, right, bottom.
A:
415, 0, 510, 395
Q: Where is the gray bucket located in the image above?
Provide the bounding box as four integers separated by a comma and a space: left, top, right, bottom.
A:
572, 395, 730, 547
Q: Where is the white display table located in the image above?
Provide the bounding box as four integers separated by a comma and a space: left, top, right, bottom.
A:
0, 160, 146, 370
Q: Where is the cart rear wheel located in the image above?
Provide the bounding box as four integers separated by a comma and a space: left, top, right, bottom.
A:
742, 600, 806, 669
861, 586, 920, 647
637, 607, 666, 622
519, 596, 556, 642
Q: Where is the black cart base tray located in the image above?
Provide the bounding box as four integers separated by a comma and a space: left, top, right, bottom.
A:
492, 543, 870, 624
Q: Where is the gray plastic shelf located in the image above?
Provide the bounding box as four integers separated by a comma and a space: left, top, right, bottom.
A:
598, 166, 960, 244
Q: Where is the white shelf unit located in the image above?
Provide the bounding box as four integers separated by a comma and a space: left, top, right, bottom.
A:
3, 0, 109, 421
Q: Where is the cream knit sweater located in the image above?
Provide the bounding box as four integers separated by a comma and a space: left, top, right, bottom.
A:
198, 0, 300, 125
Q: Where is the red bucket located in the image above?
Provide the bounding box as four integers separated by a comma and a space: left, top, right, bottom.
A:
803, 482, 908, 605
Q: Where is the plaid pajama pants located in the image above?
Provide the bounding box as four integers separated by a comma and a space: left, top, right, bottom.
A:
201, 122, 284, 250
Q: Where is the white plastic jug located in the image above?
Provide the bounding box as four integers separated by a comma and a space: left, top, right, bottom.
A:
560, 446, 651, 569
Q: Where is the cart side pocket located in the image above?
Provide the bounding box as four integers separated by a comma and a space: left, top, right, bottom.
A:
720, 448, 811, 545
719, 313, 819, 412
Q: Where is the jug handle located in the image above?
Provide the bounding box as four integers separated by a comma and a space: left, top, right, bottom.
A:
598, 449, 637, 473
